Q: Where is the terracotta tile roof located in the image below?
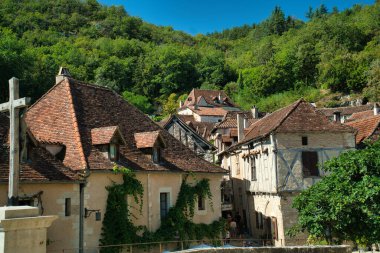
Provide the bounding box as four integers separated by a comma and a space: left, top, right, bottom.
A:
183, 89, 235, 108
242, 99, 355, 144
134, 130, 164, 148
347, 110, 374, 122
0, 113, 81, 183
91, 126, 125, 145
317, 104, 373, 117
25, 78, 225, 174
176, 115, 215, 139
25, 79, 87, 170
191, 107, 228, 117
345, 115, 380, 144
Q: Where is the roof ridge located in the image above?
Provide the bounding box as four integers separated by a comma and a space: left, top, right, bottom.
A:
271, 98, 304, 133
244, 99, 303, 139
66, 79, 88, 170
68, 77, 114, 92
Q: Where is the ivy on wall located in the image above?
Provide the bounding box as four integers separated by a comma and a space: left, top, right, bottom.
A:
100, 168, 225, 252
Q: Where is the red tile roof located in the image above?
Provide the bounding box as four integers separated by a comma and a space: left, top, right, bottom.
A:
91, 126, 124, 145
0, 113, 81, 182
347, 110, 374, 122
345, 115, 380, 144
134, 130, 164, 148
190, 106, 228, 117
213, 111, 259, 130
242, 99, 355, 144
25, 78, 225, 174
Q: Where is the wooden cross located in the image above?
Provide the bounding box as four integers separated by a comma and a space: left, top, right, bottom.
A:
0, 78, 30, 206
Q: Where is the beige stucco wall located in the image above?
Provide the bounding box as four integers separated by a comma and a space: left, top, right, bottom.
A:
83, 172, 123, 250
0, 183, 81, 252
129, 172, 223, 231
84, 171, 223, 250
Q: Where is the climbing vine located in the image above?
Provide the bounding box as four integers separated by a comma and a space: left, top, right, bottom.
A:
99, 166, 144, 252
100, 168, 225, 252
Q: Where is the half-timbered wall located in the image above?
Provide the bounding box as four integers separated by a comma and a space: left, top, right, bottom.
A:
242, 137, 277, 194
275, 132, 355, 192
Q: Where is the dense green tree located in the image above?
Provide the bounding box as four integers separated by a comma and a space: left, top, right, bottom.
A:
122, 91, 153, 114
292, 141, 380, 246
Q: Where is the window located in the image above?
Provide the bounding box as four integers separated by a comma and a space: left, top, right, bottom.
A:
109, 144, 119, 161
302, 151, 319, 177
153, 147, 161, 164
302, 136, 308, 146
160, 192, 170, 219
65, 198, 71, 216
198, 195, 205, 211
251, 157, 257, 181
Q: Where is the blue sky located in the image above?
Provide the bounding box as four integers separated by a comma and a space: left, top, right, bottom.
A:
98, 0, 375, 35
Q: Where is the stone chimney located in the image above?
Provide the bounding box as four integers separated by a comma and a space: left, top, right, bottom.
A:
218, 92, 222, 102
56, 67, 71, 84
333, 111, 341, 122
251, 106, 259, 119
237, 113, 245, 142
374, 103, 379, 116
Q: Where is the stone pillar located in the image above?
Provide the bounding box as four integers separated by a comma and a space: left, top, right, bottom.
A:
0, 206, 57, 253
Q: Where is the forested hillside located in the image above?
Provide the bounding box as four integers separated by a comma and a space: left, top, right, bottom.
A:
0, 0, 379, 115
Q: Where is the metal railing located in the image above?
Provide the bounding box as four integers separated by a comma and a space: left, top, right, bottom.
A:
49, 238, 317, 253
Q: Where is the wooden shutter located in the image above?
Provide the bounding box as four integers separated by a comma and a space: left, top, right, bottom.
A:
302, 151, 319, 177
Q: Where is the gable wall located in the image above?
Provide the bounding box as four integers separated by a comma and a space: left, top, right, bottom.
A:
0, 183, 81, 252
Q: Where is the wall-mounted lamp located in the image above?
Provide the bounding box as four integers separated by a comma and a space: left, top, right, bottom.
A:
84, 208, 101, 221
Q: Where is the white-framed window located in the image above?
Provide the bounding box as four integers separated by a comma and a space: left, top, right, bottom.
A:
160, 192, 170, 219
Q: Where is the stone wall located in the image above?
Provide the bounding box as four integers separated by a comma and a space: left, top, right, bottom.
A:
179, 245, 351, 253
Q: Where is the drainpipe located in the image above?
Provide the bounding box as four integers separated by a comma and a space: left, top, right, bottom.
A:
147, 173, 151, 231
270, 133, 278, 193
79, 182, 85, 253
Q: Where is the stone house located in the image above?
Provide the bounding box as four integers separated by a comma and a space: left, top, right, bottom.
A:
218, 99, 356, 246
0, 113, 84, 252
178, 89, 240, 123
24, 72, 226, 252
161, 114, 216, 162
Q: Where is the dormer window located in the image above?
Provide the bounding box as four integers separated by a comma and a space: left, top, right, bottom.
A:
153, 147, 161, 164
134, 130, 166, 164
91, 126, 126, 162
109, 143, 119, 161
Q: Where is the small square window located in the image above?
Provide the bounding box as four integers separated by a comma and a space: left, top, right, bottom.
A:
302, 136, 308, 146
